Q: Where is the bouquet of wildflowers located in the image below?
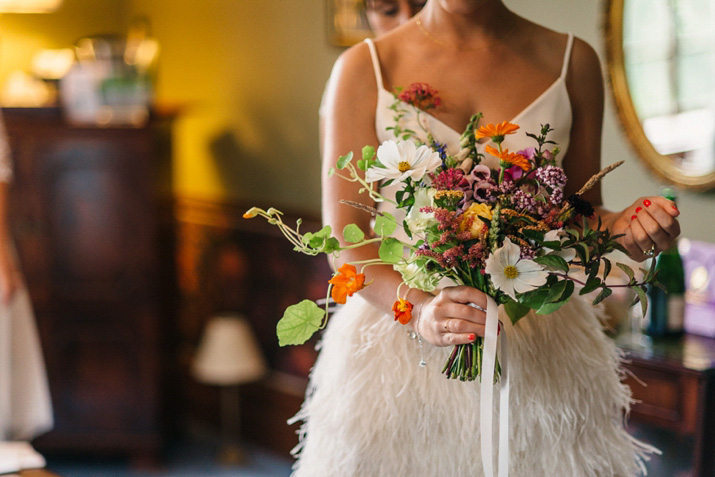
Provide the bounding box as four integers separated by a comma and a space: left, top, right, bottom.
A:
245, 83, 655, 381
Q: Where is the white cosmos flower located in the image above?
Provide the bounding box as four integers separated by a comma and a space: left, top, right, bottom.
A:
365, 140, 442, 183
485, 237, 548, 300
543, 229, 577, 263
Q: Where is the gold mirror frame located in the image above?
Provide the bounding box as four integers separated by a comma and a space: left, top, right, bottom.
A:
603, 0, 715, 190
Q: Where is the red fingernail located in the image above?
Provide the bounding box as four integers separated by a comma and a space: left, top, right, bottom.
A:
643, 199, 651, 207
498, 323, 502, 335
468, 333, 476, 341
631, 215, 637, 221
672, 204, 679, 211
635, 206, 642, 213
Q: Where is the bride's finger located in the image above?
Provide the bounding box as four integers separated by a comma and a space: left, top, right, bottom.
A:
442, 285, 487, 310
441, 315, 485, 337
442, 329, 482, 346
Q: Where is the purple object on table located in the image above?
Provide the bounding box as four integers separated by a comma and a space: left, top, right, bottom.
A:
679, 238, 715, 337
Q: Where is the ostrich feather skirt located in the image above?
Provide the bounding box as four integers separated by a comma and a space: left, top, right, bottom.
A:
290, 294, 656, 477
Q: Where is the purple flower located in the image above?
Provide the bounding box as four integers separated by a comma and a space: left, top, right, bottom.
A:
503, 165, 524, 182
469, 164, 492, 183
473, 182, 497, 202
468, 164, 497, 202
550, 188, 564, 206
499, 180, 516, 195
534, 165, 567, 189
517, 147, 537, 160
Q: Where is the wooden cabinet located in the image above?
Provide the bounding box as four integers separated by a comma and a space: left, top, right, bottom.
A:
3, 108, 176, 463
619, 333, 715, 477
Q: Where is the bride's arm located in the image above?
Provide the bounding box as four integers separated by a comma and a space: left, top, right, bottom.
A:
562, 37, 680, 262
322, 42, 486, 345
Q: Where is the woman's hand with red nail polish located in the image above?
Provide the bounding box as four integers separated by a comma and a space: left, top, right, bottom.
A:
612, 196, 680, 262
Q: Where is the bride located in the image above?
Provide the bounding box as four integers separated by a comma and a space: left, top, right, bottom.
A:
291, 1, 681, 475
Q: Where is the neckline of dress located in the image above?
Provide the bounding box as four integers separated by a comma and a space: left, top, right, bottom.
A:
378, 75, 565, 138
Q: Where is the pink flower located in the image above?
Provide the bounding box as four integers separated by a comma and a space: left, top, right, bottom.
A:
503, 165, 524, 182
517, 147, 537, 159
397, 82, 442, 111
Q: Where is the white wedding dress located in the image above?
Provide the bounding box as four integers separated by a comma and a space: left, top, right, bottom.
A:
0, 112, 53, 441
291, 34, 655, 476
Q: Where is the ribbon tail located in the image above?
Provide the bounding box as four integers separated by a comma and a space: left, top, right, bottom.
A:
480, 295, 499, 477
498, 319, 509, 477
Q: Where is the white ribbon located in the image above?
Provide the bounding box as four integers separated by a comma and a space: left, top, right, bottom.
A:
480, 296, 510, 477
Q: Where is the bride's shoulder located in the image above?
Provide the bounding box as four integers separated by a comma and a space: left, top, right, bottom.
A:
333, 41, 374, 75
327, 41, 378, 95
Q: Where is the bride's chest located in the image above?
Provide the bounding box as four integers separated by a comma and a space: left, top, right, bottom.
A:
386, 54, 561, 132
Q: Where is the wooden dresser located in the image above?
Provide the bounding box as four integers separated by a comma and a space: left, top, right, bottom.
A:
3, 107, 176, 464
618, 332, 715, 477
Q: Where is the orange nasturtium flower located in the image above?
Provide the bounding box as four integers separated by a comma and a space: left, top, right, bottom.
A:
485, 145, 532, 172
328, 264, 366, 304
475, 121, 520, 143
392, 298, 414, 325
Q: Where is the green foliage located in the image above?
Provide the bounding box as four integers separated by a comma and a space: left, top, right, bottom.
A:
616, 262, 635, 282
302, 225, 340, 254
357, 146, 376, 170
276, 300, 325, 346
533, 254, 569, 273
592, 287, 613, 306
379, 237, 404, 263
336, 151, 353, 170
504, 300, 530, 323
343, 224, 365, 243
374, 212, 397, 237
632, 285, 649, 317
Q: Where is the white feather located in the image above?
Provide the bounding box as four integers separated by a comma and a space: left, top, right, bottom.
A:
290, 294, 657, 476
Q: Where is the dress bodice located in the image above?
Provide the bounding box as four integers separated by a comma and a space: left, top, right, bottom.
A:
365, 35, 574, 168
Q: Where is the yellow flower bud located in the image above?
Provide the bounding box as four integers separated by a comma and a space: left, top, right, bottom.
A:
243, 207, 262, 219
459, 203, 493, 239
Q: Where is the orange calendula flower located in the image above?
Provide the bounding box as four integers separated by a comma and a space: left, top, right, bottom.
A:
328, 263, 366, 304
475, 121, 520, 142
486, 145, 532, 172
392, 298, 414, 325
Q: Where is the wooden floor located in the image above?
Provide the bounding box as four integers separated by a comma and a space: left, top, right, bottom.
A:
36, 421, 691, 477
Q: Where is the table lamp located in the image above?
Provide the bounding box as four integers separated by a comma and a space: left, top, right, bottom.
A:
192, 314, 267, 464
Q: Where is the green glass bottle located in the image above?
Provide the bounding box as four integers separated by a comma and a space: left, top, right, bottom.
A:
645, 188, 685, 338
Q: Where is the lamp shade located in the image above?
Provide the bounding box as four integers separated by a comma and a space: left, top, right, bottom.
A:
192, 315, 267, 385
0, 0, 62, 12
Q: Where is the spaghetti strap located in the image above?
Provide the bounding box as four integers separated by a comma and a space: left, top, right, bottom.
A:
560, 33, 574, 79
364, 38, 384, 91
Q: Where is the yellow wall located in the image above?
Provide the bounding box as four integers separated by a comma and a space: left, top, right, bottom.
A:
126, 0, 339, 216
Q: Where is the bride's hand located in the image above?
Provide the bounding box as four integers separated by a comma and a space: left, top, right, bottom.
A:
611, 196, 680, 262
415, 286, 487, 347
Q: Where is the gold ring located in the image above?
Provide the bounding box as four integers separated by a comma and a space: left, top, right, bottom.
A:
444, 320, 450, 333
643, 244, 656, 257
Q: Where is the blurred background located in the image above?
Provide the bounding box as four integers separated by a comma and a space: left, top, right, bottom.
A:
0, 0, 713, 476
